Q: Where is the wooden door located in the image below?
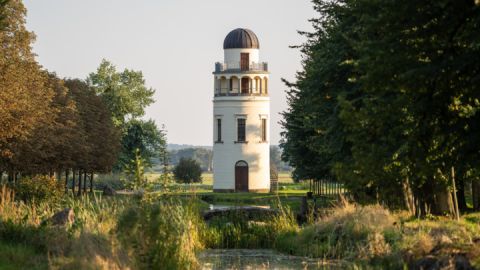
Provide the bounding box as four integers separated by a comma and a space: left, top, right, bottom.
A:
240, 53, 249, 71
235, 161, 249, 192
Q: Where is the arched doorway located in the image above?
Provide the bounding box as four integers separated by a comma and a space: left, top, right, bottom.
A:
235, 160, 249, 192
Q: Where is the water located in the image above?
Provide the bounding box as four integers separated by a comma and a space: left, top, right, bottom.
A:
198, 249, 342, 270
208, 204, 271, 210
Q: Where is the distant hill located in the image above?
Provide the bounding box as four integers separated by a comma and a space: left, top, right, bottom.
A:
167, 144, 212, 151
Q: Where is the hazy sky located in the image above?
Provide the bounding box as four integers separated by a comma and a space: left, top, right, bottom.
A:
23, 0, 316, 146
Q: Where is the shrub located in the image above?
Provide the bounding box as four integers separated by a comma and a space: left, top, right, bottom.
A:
14, 175, 63, 204
173, 157, 202, 184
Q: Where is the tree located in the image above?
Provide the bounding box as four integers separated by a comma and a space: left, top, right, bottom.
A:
169, 148, 213, 172
87, 59, 155, 128
0, 0, 9, 30
64, 78, 120, 193
117, 119, 166, 170
281, 0, 480, 214
0, 0, 54, 163
173, 158, 202, 184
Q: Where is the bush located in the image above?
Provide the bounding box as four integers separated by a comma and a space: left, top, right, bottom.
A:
14, 175, 63, 204
173, 157, 202, 184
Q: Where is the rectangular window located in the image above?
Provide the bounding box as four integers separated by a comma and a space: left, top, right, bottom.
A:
261, 119, 267, 142
216, 119, 222, 142
237, 118, 246, 142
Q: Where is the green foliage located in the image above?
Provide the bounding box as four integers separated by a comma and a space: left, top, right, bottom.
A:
173, 157, 202, 184
14, 176, 63, 204
118, 119, 166, 170
0, 242, 48, 270
203, 207, 297, 249
281, 0, 480, 211
123, 149, 148, 190
169, 147, 213, 172
87, 59, 155, 128
116, 198, 203, 269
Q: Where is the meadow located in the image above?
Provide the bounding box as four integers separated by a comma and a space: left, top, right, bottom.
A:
0, 174, 479, 269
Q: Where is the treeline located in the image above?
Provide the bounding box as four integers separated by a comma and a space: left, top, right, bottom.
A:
281, 0, 480, 215
0, 0, 165, 193
166, 145, 290, 173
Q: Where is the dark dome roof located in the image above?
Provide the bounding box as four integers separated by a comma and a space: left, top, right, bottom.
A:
223, 28, 260, 49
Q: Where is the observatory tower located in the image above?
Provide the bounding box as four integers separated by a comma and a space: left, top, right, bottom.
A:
212, 28, 270, 192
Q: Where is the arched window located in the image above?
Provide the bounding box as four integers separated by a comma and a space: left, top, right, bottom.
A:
235, 160, 248, 167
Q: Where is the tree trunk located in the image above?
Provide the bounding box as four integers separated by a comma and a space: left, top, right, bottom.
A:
451, 167, 460, 221
83, 171, 87, 194
77, 170, 82, 196
72, 170, 76, 194
65, 169, 69, 194
472, 180, 480, 211
402, 177, 415, 216
456, 177, 467, 211
90, 172, 94, 193
435, 187, 455, 216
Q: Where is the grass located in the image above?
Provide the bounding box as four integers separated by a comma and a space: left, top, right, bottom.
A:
1, 178, 479, 269
275, 197, 480, 268
0, 242, 48, 270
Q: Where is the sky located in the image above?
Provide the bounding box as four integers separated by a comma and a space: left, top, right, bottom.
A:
23, 0, 316, 146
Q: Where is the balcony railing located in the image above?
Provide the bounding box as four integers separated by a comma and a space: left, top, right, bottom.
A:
214, 62, 268, 72
214, 88, 268, 97
214, 92, 268, 97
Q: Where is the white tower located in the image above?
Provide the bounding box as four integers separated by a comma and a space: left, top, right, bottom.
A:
212, 28, 270, 192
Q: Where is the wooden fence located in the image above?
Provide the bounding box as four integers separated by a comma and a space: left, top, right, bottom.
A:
309, 179, 344, 197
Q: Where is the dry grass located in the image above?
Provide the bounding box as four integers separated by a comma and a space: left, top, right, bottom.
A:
0, 185, 131, 269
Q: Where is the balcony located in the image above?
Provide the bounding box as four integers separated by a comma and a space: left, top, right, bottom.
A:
214, 62, 268, 73
214, 92, 269, 97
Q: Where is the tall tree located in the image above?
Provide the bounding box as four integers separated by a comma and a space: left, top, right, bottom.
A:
87, 59, 155, 128
281, 0, 480, 214
0, 0, 53, 162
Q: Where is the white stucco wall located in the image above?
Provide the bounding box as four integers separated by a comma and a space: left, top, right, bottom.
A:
224, 48, 260, 65
212, 96, 270, 192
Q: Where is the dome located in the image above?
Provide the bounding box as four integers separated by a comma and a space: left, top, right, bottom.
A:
223, 28, 260, 49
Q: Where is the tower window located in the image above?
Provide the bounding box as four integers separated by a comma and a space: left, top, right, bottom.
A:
237, 118, 246, 142
216, 119, 222, 142
261, 118, 267, 142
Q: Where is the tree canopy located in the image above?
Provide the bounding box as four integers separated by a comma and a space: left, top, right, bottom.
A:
87, 59, 155, 129
281, 0, 480, 214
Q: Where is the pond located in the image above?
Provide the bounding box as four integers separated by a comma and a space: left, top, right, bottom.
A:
198, 249, 343, 270
208, 204, 271, 210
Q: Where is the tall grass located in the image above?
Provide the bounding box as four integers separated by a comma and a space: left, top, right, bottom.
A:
202, 204, 297, 249
0, 185, 130, 269
117, 196, 204, 269
275, 197, 400, 263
